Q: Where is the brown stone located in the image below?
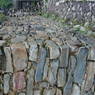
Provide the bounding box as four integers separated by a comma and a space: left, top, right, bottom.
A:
11, 43, 27, 71
13, 72, 26, 92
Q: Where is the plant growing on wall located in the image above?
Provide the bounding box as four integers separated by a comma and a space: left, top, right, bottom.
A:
0, 0, 12, 8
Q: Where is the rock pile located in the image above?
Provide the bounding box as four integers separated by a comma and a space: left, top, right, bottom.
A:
0, 14, 95, 95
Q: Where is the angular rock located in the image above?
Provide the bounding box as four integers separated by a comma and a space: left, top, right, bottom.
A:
43, 58, 49, 81
74, 47, 88, 85
11, 35, 26, 43
63, 71, 73, 95
4, 47, 13, 73
29, 40, 38, 62
35, 47, 46, 82
43, 88, 56, 95
13, 72, 26, 92
11, 43, 27, 71
18, 93, 26, 95
45, 40, 60, 59
59, 45, 69, 68
26, 67, 34, 95
56, 89, 62, 95
84, 48, 95, 91
4, 74, 10, 94
71, 84, 80, 95
48, 60, 59, 85
57, 69, 66, 87
34, 90, 41, 95
0, 40, 5, 46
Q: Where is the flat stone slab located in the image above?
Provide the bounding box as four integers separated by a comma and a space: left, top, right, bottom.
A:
74, 47, 88, 85
11, 43, 28, 71
13, 72, 26, 92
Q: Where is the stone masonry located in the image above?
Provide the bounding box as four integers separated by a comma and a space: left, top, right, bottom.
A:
47, 1, 95, 22
0, 12, 95, 95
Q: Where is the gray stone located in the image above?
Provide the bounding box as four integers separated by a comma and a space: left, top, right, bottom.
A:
4, 74, 10, 94
35, 47, 46, 82
26, 67, 34, 95
34, 90, 41, 95
29, 40, 38, 62
18, 93, 26, 95
45, 40, 60, 59
63, 71, 73, 95
11, 35, 26, 43
74, 47, 88, 85
0, 40, 5, 46
57, 69, 66, 87
59, 45, 69, 68
43, 58, 49, 81
43, 88, 56, 95
56, 89, 62, 95
48, 60, 59, 85
71, 84, 80, 95
39, 82, 49, 88
4, 47, 13, 73
84, 48, 95, 91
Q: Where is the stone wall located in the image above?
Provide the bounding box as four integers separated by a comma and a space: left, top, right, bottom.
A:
0, 37, 95, 95
0, 12, 95, 95
47, 1, 95, 22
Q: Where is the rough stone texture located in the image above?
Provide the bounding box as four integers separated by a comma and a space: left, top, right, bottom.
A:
57, 68, 66, 87
47, 1, 95, 22
4, 74, 10, 94
35, 47, 47, 82
0, 12, 95, 95
29, 40, 38, 62
11, 43, 28, 71
59, 45, 69, 68
45, 40, 60, 59
74, 47, 88, 85
13, 72, 26, 92
71, 84, 80, 95
4, 47, 13, 73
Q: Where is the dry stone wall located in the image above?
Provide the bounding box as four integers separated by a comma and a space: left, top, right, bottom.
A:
0, 36, 95, 95
0, 14, 95, 95
47, 1, 95, 22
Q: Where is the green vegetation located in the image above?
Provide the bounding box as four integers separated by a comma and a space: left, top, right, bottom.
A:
0, 13, 7, 23
0, 0, 12, 8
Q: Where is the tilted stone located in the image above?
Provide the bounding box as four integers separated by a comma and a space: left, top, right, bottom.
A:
43, 88, 56, 95
4, 74, 10, 94
0, 40, 5, 46
71, 84, 80, 95
43, 58, 49, 81
59, 45, 69, 68
63, 71, 73, 95
35, 47, 46, 82
57, 68, 66, 87
11, 43, 27, 71
29, 40, 38, 62
26, 67, 34, 95
45, 40, 60, 59
4, 47, 13, 73
48, 60, 59, 85
34, 90, 41, 95
74, 47, 88, 85
56, 89, 62, 95
18, 93, 26, 95
84, 48, 95, 91
13, 72, 26, 92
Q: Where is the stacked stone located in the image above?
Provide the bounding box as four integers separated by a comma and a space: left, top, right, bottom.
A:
47, 1, 95, 22
0, 14, 95, 95
0, 36, 94, 95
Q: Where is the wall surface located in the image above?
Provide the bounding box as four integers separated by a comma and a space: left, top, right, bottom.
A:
47, 1, 95, 22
